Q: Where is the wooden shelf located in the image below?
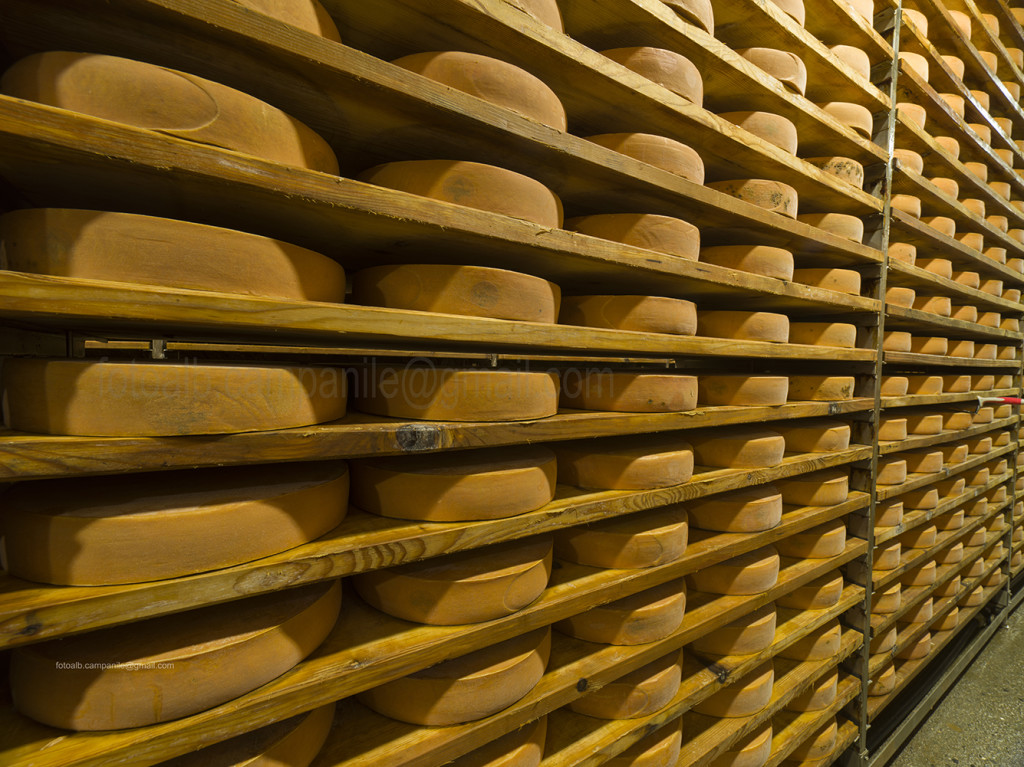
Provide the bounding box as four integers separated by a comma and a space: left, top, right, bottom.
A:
876, 418, 1018, 458
974, 0, 1024, 52
883, 349, 1021, 367
806, 0, 896, 61
885, 304, 1024, 342
880, 386, 1018, 408
887, 260, 1024, 315
764, 675, 861, 766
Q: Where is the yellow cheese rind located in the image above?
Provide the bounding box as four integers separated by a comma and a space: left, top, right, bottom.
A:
588, 132, 704, 183
792, 267, 861, 295
776, 469, 849, 507
786, 668, 837, 712
451, 715, 548, 767
706, 179, 799, 218
738, 48, 807, 94
699, 245, 794, 279
777, 573, 844, 609
601, 47, 703, 105
567, 214, 700, 260
777, 420, 851, 453
796, 214, 864, 243
869, 665, 896, 696
774, 520, 847, 558
2, 52, 338, 173
876, 458, 907, 485
3, 461, 349, 586
803, 156, 865, 188
820, 101, 873, 137
555, 435, 695, 489
697, 311, 789, 342
688, 485, 782, 532
350, 446, 557, 522
893, 149, 923, 174
689, 546, 780, 595
561, 372, 698, 412
691, 603, 776, 656
698, 375, 789, 406
11, 581, 341, 730
691, 430, 786, 469
607, 719, 683, 767
787, 375, 856, 401
694, 661, 774, 717
2, 359, 347, 437
718, 111, 798, 153
570, 650, 683, 719
559, 295, 696, 335
710, 724, 773, 767
788, 322, 857, 348
875, 500, 903, 527
556, 578, 686, 645
554, 504, 689, 568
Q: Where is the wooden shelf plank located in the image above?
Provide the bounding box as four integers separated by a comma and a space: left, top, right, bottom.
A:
887, 259, 1024, 314
883, 349, 1020, 367
880, 387, 1018, 409
885, 304, 1024, 342
877, 418, 1018, 459
805, 0, 896, 61
764, 675, 861, 766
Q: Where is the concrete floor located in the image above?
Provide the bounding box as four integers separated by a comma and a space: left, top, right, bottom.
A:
886, 605, 1024, 767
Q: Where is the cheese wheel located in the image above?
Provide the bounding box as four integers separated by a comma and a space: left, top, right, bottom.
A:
901, 560, 937, 587
909, 336, 948, 355
902, 7, 928, 33
738, 48, 807, 94
987, 215, 1009, 232
937, 542, 964, 565
876, 500, 904, 527
567, 214, 700, 260
775, 520, 847, 558
873, 583, 901, 613
663, 0, 715, 30
697, 310, 789, 342
949, 339, 976, 358
936, 510, 965, 530
905, 375, 942, 395
829, 44, 870, 78
917, 257, 952, 279
888, 242, 917, 264
392, 51, 566, 130
912, 295, 951, 316
719, 111, 798, 153
903, 450, 943, 473
361, 627, 550, 725
694, 661, 774, 717
787, 375, 856, 401
561, 372, 698, 412
1007, 45, 1024, 67
3, 461, 349, 586
963, 587, 985, 607
902, 486, 939, 510
601, 47, 703, 105
690, 429, 786, 468
869, 664, 896, 696
2, 52, 337, 173
893, 149, 923, 174
793, 267, 861, 295
0, 208, 346, 302
606, 719, 683, 767
689, 485, 782, 533
788, 321, 857, 348
942, 411, 972, 430
973, 375, 995, 390
899, 524, 937, 549
2, 359, 346, 437
450, 715, 548, 767
963, 162, 988, 183
876, 458, 907, 485
935, 575, 960, 599
978, 311, 1001, 328
934, 136, 960, 161
980, 278, 1004, 295
956, 232, 984, 253
967, 557, 986, 578
979, 50, 999, 73
899, 598, 933, 625
880, 376, 909, 396
970, 89, 990, 109
973, 406, 994, 424
820, 101, 873, 138
967, 436, 993, 454
352, 264, 559, 322
789, 719, 838, 761
787, 668, 838, 712
984, 248, 1007, 267
353, 537, 552, 625
699, 245, 794, 279
706, 179, 799, 217
960, 200, 984, 219
953, 270, 979, 288
1003, 80, 1022, 100
896, 102, 927, 130
921, 216, 955, 237
588, 132, 704, 183
359, 160, 562, 227
951, 305, 978, 323
778, 573, 844, 609
905, 413, 943, 434
804, 156, 865, 188
938, 93, 966, 118
777, 420, 851, 452
932, 610, 958, 633
710, 724, 773, 767
891, 194, 922, 217
883, 331, 911, 352
965, 528, 987, 547
940, 443, 968, 462
691, 604, 776, 656
350, 446, 556, 522
355, 367, 558, 421
555, 434, 694, 489
556, 578, 686, 645
975, 343, 997, 360
898, 52, 929, 82
698, 375, 788, 406
11, 580, 340, 730
777, 469, 849, 507
966, 467, 990, 486
689, 546, 780, 595
570, 650, 682, 719
553, 504, 689, 568
942, 55, 966, 79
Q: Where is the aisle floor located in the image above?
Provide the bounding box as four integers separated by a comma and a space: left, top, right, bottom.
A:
888, 605, 1024, 767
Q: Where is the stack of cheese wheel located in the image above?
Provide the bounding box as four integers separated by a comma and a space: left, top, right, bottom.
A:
354, 536, 553, 625
555, 433, 694, 489
360, 627, 551, 725
3, 461, 350, 585
561, 371, 698, 412
570, 649, 684, 719
690, 428, 787, 469
2, 359, 348, 436
0, 209, 347, 302
11, 581, 341, 729
350, 446, 557, 521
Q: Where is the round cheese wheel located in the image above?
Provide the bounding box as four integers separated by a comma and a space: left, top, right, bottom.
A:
932, 609, 958, 633
961, 200, 985, 218
902, 6, 928, 33
938, 92, 965, 117
942, 411, 972, 430
917, 257, 952, 279
706, 179, 799, 217
555, 434, 695, 489
902, 486, 939, 510
1006, 46, 1023, 67
935, 575, 960, 599
2, 52, 338, 173
931, 176, 959, 199
771, 0, 806, 23
967, 557, 987, 578
787, 375, 855, 401
905, 413, 943, 435
789, 719, 838, 762
949, 339, 976, 358
967, 436, 993, 454
971, 89, 991, 111
778, 573, 844, 609
774, 520, 847, 558
804, 156, 865, 187
921, 216, 955, 237
829, 44, 870, 78
392, 51, 566, 130
940, 443, 968, 462
880, 376, 909, 396
876, 458, 907, 485
793, 267, 861, 295
601, 47, 703, 105
888, 242, 916, 264
891, 194, 922, 217
898, 52, 929, 81
820, 101, 872, 138
963, 587, 985, 607
3, 461, 349, 586
361, 627, 550, 725
554, 504, 689, 568
699, 245, 794, 279
718, 111, 798, 153
450, 715, 548, 767
936, 509, 965, 530
883, 331, 911, 352
980, 278, 1004, 295
663, 0, 715, 32
738, 48, 807, 94
689, 485, 782, 533
709, 723, 772, 767
903, 449, 943, 473
884, 286, 912, 308
896, 102, 926, 130
11, 580, 341, 730
973, 406, 994, 424
963, 162, 989, 183
973, 375, 995, 390
567, 213, 700, 260
979, 50, 999, 73
899, 598, 933, 625
697, 310, 789, 342
953, 270, 980, 288
965, 528, 987, 547
352, 264, 559, 322
607, 719, 683, 767
354, 536, 552, 625
933, 136, 961, 161
951, 305, 978, 322
561, 372, 698, 412
359, 160, 562, 227
698, 375, 789, 406
556, 578, 686, 645
355, 367, 558, 421
588, 132, 704, 183
689, 546, 780, 595
966, 467, 990, 486
557, 292, 700, 335
905, 375, 942, 395
694, 661, 774, 717
1002, 79, 1021, 99
2, 359, 346, 436
987, 215, 1009, 232
691, 430, 786, 468
893, 149, 923, 174
504, 0, 563, 29
778, 420, 851, 453
869, 664, 896, 696
937, 542, 964, 565
941, 55, 965, 79
975, 344, 998, 359
873, 583, 901, 613
978, 311, 1002, 327
876, 500, 904, 527
1, 208, 346, 301
899, 524, 937, 549
787, 668, 837, 712
350, 446, 556, 522
955, 233, 985, 254
691, 604, 776, 656
909, 336, 948, 355
777, 469, 849, 507
570, 650, 682, 719
902, 560, 937, 587
788, 322, 857, 348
